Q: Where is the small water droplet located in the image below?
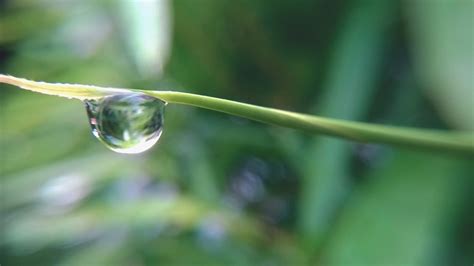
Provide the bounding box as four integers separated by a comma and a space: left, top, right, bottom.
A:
84, 93, 166, 154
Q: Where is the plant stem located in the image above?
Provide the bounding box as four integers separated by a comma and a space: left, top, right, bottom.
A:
144, 91, 473, 154
1, 74, 473, 154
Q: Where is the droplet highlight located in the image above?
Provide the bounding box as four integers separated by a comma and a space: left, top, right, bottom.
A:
84, 93, 166, 154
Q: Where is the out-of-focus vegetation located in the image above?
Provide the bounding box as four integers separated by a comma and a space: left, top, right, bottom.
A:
0, 0, 473, 265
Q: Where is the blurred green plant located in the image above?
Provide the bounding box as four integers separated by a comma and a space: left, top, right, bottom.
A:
1, 0, 473, 265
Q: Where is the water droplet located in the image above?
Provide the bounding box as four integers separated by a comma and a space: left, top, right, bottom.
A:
84, 93, 166, 154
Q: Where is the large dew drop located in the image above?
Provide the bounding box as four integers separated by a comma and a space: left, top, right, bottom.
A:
84, 93, 166, 154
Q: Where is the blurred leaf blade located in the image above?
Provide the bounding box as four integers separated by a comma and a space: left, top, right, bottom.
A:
117, 0, 172, 77
408, 0, 474, 130
320, 150, 472, 265
299, 0, 396, 247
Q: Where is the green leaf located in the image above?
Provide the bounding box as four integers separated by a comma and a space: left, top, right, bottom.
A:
320, 150, 471, 265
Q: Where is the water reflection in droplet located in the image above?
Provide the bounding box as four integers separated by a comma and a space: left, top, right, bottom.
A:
84, 93, 166, 154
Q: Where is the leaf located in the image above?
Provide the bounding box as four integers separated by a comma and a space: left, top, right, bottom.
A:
320, 150, 471, 265
408, 0, 474, 130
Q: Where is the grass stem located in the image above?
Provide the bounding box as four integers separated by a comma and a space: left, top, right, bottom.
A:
1, 74, 473, 155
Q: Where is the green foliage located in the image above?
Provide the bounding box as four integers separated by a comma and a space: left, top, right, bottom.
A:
1, 0, 473, 265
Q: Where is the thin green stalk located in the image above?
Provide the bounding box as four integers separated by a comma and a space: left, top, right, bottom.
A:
1, 74, 473, 154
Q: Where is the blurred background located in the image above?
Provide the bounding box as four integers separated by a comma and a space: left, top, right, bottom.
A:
0, 0, 473, 265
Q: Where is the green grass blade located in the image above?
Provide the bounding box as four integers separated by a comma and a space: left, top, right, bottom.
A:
299, 0, 396, 248
0, 74, 127, 100
1, 74, 473, 154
